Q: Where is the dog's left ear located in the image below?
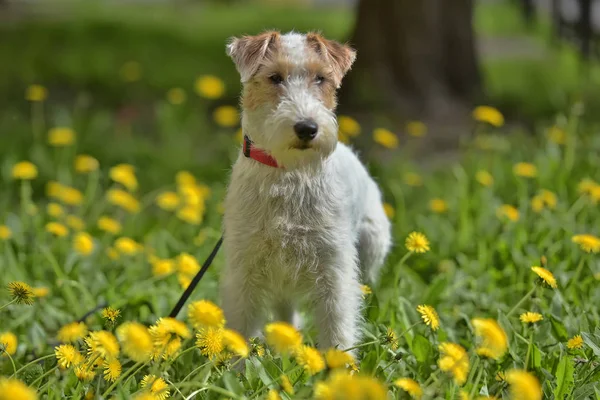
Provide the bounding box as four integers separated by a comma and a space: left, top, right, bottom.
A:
227, 31, 281, 83
306, 33, 356, 88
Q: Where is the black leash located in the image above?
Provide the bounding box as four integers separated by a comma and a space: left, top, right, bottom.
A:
168, 236, 224, 318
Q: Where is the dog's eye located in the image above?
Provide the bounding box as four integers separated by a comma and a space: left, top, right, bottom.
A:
269, 74, 284, 85
316, 75, 325, 84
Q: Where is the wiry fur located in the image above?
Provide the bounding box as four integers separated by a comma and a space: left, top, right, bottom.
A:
221, 31, 391, 351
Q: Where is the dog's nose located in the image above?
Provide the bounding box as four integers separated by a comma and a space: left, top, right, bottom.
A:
294, 120, 319, 141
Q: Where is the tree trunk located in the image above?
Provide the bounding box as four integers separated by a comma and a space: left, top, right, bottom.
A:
342, 0, 481, 121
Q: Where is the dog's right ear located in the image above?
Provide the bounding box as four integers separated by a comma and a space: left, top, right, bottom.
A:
226, 31, 280, 83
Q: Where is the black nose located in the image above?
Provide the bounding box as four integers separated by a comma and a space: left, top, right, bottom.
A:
294, 120, 319, 141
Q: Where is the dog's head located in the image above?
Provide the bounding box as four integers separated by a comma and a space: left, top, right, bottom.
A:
227, 31, 356, 168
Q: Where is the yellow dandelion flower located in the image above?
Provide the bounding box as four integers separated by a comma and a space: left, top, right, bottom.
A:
102, 307, 121, 323
176, 205, 203, 225
195, 75, 225, 99
110, 164, 138, 192
472, 318, 508, 360
383, 202, 395, 219
280, 375, 294, 395
175, 170, 196, 186
31, 286, 49, 297
57, 322, 88, 342
438, 342, 470, 385
74, 362, 96, 381
567, 335, 584, 350
406, 121, 427, 137
133, 394, 156, 400
152, 259, 175, 277
405, 232, 430, 253
188, 300, 225, 328
47, 202, 64, 218
547, 125, 566, 144
116, 322, 153, 362
472, 105, 504, 127
141, 375, 170, 400
55, 344, 81, 368
195, 327, 224, 359
384, 327, 399, 350
429, 198, 448, 213
85, 330, 120, 360
403, 172, 423, 186
115, 237, 143, 255
149, 318, 191, 359
265, 322, 303, 353
107, 189, 140, 213
120, 61, 141, 82
222, 329, 249, 357
46, 181, 64, 198
178, 253, 200, 276
294, 345, 325, 375
497, 204, 520, 222
0, 378, 38, 400
513, 162, 538, 178
11, 161, 38, 180
416, 305, 440, 331
7, 282, 34, 305
73, 232, 95, 256
267, 390, 282, 400
178, 274, 192, 290
531, 266, 557, 288
156, 192, 180, 211
213, 105, 239, 127
476, 170, 494, 186
531, 195, 545, 213
314, 370, 386, 400
373, 128, 399, 149
66, 215, 85, 231
520, 312, 543, 324
572, 234, 600, 253
25, 84, 47, 102
48, 127, 75, 146
74, 155, 99, 174
0, 225, 12, 240
167, 88, 186, 105
59, 186, 83, 206
540, 190, 557, 208
103, 359, 121, 382
505, 370, 542, 400
395, 378, 422, 399
338, 115, 361, 137
578, 178, 598, 196
325, 348, 354, 369
97, 216, 122, 235
360, 285, 372, 296
0, 332, 17, 356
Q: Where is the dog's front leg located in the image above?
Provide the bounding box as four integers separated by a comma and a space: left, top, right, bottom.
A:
314, 251, 362, 351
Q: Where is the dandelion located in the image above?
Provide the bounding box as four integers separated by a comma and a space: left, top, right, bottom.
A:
59, 186, 84, 206
115, 237, 143, 255
373, 128, 399, 149
497, 205, 520, 222
0, 378, 38, 400
178, 275, 191, 290
325, 348, 354, 369
405, 232, 430, 253
531, 266, 557, 289
429, 198, 448, 213
102, 359, 121, 383
74, 155, 99, 173
120, 61, 142, 82
110, 164, 138, 192
383, 203, 395, 219
513, 162, 537, 178
0, 225, 11, 240
45, 222, 68, 237
66, 215, 85, 231
55, 344, 81, 368
338, 115, 361, 137
547, 125, 566, 144
152, 259, 174, 277
195, 75, 225, 99
403, 172, 423, 186
57, 322, 88, 342
406, 121, 427, 137
141, 375, 170, 400
531, 195, 544, 213
438, 342, 470, 385
74, 232, 95, 256
167, 88, 186, 105
188, 300, 225, 328
150, 318, 190, 359
472, 318, 508, 360
278, 375, 294, 395
505, 370, 542, 400
25, 84, 47, 102
416, 305, 440, 331
31, 287, 49, 297
102, 307, 121, 324
156, 192, 180, 211
7, 282, 34, 305
314, 370, 387, 400
213, 105, 239, 127
97, 216, 122, 235
394, 378, 423, 399
384, 327, 399, 350
572, 234, 600, 253
107, 189, 140, 213
476, 170, 494, 186
520, 312, 543, 324
47, 203, 64, 218
0, 332, 17, 356
294, 345, 325, 375
116, 322, 153, 362
85, 331, 120, 360
11, 161, 38, 180
267, 390, 282, 400
472, 106, 504, 127
567, 335, 584, 350
48, 127, 75, 146
222, 329, 249, 357
176, 170, 196, 186
196, 327, 224, 358
176, 205, 203, 225
265, 322, 303, 353
74, 362, 96, 381
178, 253, 200, 276
361, 285, 372, 296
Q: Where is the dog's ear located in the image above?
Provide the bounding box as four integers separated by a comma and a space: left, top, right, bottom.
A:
306, 33, 356, 88
226, 31, 281, 82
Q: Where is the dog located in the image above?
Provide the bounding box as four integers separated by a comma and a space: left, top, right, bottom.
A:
220, 31, 391, 352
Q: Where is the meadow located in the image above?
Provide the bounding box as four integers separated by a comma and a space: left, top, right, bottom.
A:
2, 2, 600, 399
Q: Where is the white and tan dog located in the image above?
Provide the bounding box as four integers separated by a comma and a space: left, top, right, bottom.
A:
221, 31, 391, 351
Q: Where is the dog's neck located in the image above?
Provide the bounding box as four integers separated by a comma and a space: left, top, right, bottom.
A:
243, 135, 281, 168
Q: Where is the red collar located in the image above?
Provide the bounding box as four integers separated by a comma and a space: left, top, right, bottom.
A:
243, 135, 281, 168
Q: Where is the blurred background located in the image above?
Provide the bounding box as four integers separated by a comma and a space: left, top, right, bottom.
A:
0, 0, 599, 179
